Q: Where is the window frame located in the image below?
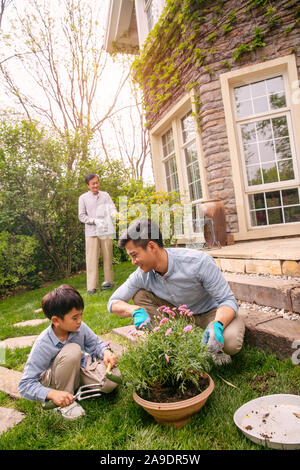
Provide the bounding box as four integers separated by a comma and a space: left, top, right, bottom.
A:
220, 55, 300, 240
149, 92, 208, 242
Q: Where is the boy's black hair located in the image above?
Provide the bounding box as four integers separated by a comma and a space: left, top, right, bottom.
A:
118, 218, 164, 250
85, 173, 99, 185
42, 284, 84, 320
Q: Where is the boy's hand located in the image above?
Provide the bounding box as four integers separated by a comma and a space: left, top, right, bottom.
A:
103, 349, 118, 368
46, 389, 74, 408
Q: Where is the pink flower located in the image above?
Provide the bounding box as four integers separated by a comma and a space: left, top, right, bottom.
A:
160, 317, 169, 325
165, 328, 172, 336
157, 305, 166, 311
165, 354, 170, 363
183, 325, 193, 332
139, 318, 150, 328
103, 341, 112, 347
153, 326, 160, 332
179, 305, 187, 309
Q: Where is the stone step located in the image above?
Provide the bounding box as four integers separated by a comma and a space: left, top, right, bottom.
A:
2, 335, 38, 350
0, 366, 22, 399
239, 307, 300, 360
13, 319, 49, 328
0, 407, 25, 435
224, 273, 300, 313
213, 256, 300, 277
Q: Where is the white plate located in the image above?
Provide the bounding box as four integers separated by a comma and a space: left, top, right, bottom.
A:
234, 394, 300, 449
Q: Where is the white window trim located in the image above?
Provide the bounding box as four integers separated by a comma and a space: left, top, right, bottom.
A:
220, 54, 300, 240
134, 0, 165, 47
150, 92, 208, 242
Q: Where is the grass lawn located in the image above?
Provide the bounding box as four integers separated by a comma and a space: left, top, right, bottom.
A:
0, 261, 300, 451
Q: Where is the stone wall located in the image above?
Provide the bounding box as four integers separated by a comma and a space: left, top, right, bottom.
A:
143, 0, 300, 233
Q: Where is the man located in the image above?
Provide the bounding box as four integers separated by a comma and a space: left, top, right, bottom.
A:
78, 173, 116, 294
108, 218, 245, 359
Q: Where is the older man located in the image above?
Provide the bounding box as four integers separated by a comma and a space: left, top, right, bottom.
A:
108, 218, 245, 360
78, 173, 116, 294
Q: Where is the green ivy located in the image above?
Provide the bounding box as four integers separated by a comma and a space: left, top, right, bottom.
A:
131, 0, 299, 121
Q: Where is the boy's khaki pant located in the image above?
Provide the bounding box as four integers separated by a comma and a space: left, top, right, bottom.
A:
133, 289, 245, 356
85, 236, 114, 291
40, 343, 119, 395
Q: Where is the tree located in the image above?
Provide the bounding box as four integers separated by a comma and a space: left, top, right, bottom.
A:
0, 0, 131, 167
0, 119, 130, 278
0, 0, 12, 29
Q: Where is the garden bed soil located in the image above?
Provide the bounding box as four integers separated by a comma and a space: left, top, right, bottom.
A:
141, 376, 209, 403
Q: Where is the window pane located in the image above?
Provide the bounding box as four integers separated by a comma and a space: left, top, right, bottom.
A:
266, 76, 284, 94
246, 165, 262, 185
275, 137, 292, 160
251, 80, 267, 98
284, 206, 300, 223
234, 84, 251, 102
272, 116, 288, 138
282, 188, 299, 205
259, 141, 275, 163
250, 209, 267, 226
241, 123, 256, 143
253, 96, 269, 114
262, 162, 278, 183
256, 119, 272, 141
266, 191, 281, 208
181, 113, 195, 143
268, 208, 283, 224
236, 100, 253, 118
244, 143, 260, 165
278, 160, 295, 181
270, 93, 286, 110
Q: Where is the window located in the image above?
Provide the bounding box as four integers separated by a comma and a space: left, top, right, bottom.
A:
180, 112, 203, 232
234, 74, 299, 227
144, 0, 160, 31
161, 128, 179, 193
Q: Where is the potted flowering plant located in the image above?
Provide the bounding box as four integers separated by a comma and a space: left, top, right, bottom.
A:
119, 305, 215, 428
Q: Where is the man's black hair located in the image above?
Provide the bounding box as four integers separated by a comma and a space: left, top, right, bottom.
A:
118, 218, 164, 249
42, 284, 84, 320
85, 173, 99, 185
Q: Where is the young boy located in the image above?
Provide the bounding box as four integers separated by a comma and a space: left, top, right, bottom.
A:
18, 284, 119, 420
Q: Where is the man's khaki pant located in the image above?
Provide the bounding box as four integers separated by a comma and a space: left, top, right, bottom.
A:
40, 343, 119, 395
133, 289, 245, 356
85, 236, 114, 291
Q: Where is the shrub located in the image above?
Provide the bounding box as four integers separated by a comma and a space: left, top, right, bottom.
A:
0, 232, 41, 295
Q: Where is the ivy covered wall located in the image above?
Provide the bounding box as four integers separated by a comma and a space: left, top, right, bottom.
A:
132, 0, 300, 233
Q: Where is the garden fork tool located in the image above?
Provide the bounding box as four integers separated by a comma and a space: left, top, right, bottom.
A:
42, 382, 104, 410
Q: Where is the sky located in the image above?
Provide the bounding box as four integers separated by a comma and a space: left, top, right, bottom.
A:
0, 0, 154, 183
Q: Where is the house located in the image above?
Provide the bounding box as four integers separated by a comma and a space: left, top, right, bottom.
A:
104, 0, 300, 246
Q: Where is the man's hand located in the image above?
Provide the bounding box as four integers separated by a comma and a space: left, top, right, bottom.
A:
201, 321, 224, 354
132, 307, 150, 329
46, 389, 74, 408
103, 349, 118, 368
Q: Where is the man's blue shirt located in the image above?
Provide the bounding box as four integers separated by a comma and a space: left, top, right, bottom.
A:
107, 248, 238, 315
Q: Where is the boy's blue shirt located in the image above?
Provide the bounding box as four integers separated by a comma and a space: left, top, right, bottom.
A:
18, 321, 109, 402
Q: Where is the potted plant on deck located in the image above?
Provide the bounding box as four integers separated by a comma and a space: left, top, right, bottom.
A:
119, 306, 215, 428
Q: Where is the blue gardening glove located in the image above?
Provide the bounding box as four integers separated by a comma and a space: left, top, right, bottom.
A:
201, 321, 224, 354
132, 307, 150, 329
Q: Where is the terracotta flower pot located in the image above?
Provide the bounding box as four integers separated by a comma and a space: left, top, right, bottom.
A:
133, 374, 214, 429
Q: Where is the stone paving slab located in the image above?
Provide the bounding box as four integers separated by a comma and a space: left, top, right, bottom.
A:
111, 325, 146, 345
0, 366, 22, 399
2, 335, 38, 350
13, 319, 49, 328
0, 407, 25, 435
